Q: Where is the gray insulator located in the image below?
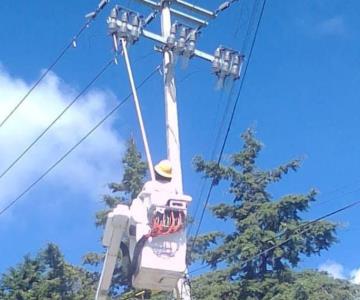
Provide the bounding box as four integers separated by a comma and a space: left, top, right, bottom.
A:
230, 63, 240, 78
214, 47, 222, 59
171, 23, 177, 35
179, 26, 188, 39
218, 1, 231, 12
177, 37, 185, 50
110, 7, 118, 19
119, 22, 127, 37
186, 40, 196, 57
121, 11, 129, 23
223, 50, 231, 62
222, 60, 230, 74
131, 15, 140, 26
131, 27, 140, 41
188, 29, 197, 42
212, 57, 221, 73
167, 34, 176, 48
232, 54, 241, 65
108, 20, 117, 34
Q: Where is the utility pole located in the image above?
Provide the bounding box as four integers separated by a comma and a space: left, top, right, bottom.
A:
101, 1, 243, 299
161, 0, 183, 194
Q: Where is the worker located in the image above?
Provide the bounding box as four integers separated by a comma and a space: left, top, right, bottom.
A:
140, 159, 178, 204
154, 159, 172, 183
127, 160, 178, 275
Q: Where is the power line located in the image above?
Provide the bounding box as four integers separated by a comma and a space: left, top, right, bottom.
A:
0, 1, 108, 129
189, 0, 267, 253
0, 65, 160, 217
187, 0, 260, 238
0, 59, 114, 181
189, 199, 360, 275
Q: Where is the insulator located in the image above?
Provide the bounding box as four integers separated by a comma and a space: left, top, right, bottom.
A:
186, 40, 196, 54
167, 34, 176, 49
223, 49, 232, 62
230, 54, 242, 79
222, 59, 230, 74
212, 57, 221, 73
129, 14, 140, 41
230, 62, 240, 79
179, 26, 188, 39
131, 14, 140, 27
218, 1, 231, 12
176, 26, 187, 52
188, 29, 197, 42
110, 7, 118, 19
232, 53, 241, 65
119, 12, 128, 37
171, 23, 177, 35
107, 18, 117, 35
177, 37, 185, 51
120, 11, 129, 23
98, 0, 108, 10
214, 47, 222, 59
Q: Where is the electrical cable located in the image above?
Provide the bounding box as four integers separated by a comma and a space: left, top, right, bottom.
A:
0, 65, 160, 217
187, 0, 257, 237
0, 59, 113, 181
0, 1, 108, 129
189, 199, 360, 275
189, 0, 267, 254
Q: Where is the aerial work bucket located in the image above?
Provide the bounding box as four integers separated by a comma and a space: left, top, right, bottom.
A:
130, 193, 191, 291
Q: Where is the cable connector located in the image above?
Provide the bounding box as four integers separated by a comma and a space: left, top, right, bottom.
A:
143, 11, 158, 27
98, 0, 109, 10
215, 0, 238, 16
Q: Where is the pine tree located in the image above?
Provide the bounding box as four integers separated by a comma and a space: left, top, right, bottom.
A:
0, 243, 96, 300
188, 129, 341, 299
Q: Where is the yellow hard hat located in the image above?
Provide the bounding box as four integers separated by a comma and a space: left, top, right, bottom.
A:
154, 159, 172, 179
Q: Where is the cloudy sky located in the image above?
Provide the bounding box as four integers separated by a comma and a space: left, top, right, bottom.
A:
0, 0, 360, 284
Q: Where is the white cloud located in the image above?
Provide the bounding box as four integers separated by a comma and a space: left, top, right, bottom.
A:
318, 261, 360, 284
0, 65, 124, 210
318, 261, 345, 279
350, 268, 360, 284
316, 16, 346, 36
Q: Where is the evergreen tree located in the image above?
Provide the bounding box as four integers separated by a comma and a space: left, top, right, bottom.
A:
188, 129, 346, 299
191, 269, 360, 300
0, 243, 96, 300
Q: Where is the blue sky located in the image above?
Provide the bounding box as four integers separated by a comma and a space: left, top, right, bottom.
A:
0, 0, 360, 284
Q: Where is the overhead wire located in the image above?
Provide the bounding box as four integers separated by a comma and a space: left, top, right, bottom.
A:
189, 0, 267, 254
187, 0, 254, 238
189, 198, 360, 275
0, 59, 114, 181
0, 65, 160, 217
0, 0, 109, 128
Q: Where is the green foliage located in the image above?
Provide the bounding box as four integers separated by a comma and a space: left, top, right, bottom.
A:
189, 129, 339, 298
191, 270, 360, 300
0, 243, 96, 300
84, 138, 148, 297
95, 138, 147, 229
